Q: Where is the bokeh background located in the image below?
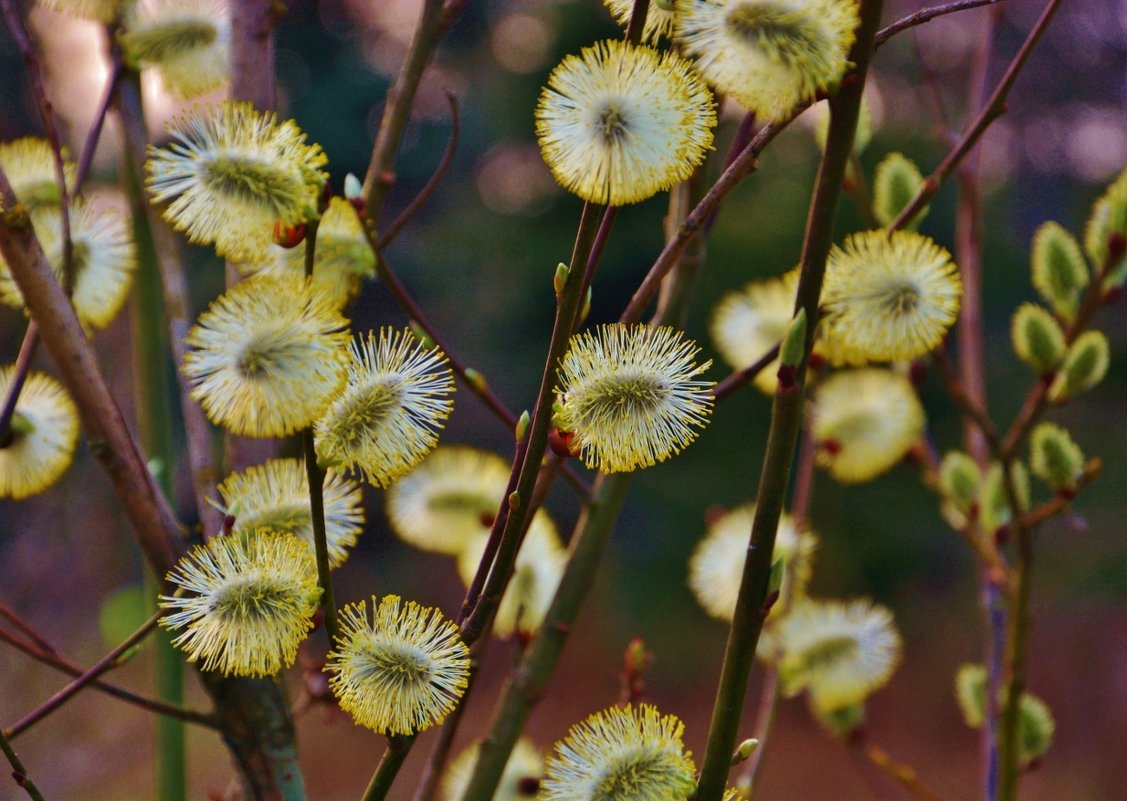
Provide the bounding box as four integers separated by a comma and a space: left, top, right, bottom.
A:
2, 0, 1126, 799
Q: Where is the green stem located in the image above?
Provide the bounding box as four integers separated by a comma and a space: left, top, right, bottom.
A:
124, 103, 187, 801
457, 473, 632, 801
304, 429, 338, 645
693, 5, 884, 801
358, 736, 415, 801
459, 201, 603, 644
300, 219, 339, 645
0, 728, 47, 801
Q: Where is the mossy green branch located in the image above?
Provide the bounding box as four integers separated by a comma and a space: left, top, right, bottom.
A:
693, 4, 884, 801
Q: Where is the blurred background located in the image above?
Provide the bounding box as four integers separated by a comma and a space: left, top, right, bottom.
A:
1, 0, 1126, 799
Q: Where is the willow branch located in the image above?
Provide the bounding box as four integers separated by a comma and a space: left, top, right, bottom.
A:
4, 609, 162, 737
890, 0, 1066, 231
0, 728, 47, 801
1, 0, 72, 287
694, 4, 884, 800
0, 625, 218, 729
369, 242, 591, 499
362, 0, 467, 223
376, 92, 460, 250
875, 0, 999, 48
0, 170, 183, 576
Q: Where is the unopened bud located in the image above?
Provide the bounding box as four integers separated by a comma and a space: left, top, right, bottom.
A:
1047, 330, 1109, 402
767, 556, 786, 598
344, 173, 362, 201
780, 308, 808, 368
554, 262, 570, 295
579, 286, 592, 325
731, 738, 760, 765
548, 426, 581, 458
1011, 303, 1065, 375
515, 410, 530, 442
273, 221, 307, 248
508, 491, 521, 511
1031, 221, 1088, 321
1029, 422, 1084, 492
464, 368, 488, 394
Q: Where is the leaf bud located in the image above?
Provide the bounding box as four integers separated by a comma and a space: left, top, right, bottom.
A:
508, 491, 521, 511
408, 321, 435, 350
554, 262, 570, 295
464, 368, 488, 394
1031, 221, 1088, 320
578, 286, 592, 325
731, 738, 760, 765
1029, 422, 1084, 492
515, 410, 530, 442
1047, 330, 1109, 402
273, 221, 307, 248
939, 451, 981, 515
1010, 303, 1065, 375
979, 461, 1030, 535
1017, 693, 1055, 766
954, 663, 987, 729
873, 152, 926, 229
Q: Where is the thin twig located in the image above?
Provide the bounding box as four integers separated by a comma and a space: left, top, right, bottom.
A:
0, 626, 218, 729
890, 0, 1066, 231
859, 741, 947, 801
1, 0, 73, 290
376, 91, 461, 250
0, 322, 40, 446
0, 728, 47, 801
694, 4, 884, 800
74, 57, 125, 191
0, 168, 183, 576
370, 243, 591, 498
875, 0, 999, 48
712, 345, 780, 402
5, 610, 162, 738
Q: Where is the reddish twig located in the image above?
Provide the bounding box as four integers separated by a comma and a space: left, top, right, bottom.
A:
4, 610, 163, 737
890, 0, 1066, 231
875, 0, 999, 47
376, 91, 461, 250
0, 625, 218, 729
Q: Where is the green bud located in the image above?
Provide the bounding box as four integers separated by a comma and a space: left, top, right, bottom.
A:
8, 410, 35, 436
579, 286, 592, 325
508, 491, 521, 511
939, 451, 981, 515
979, 461, 1030, 534
1083, 167, 1127, 286
731, 738, 760, 765
955, 663, 987, 729
1048, 330, 1109, 402
344, 173, 363, 200
1017, 693, 1055, 766
1031, 221, 1088, 320
767, 556, 786, 598
779, 308, 808, 368
515, 410, 530, 442
1029, 422, 1084, 492
1010, 303, 1066, 374
873, 153, 926, 229
464, 368, 488, 394
553, 262, 570, 295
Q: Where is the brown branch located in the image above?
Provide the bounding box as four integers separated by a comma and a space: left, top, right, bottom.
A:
0, 170, 184, 577
859, 741, 947, 801
370, 243, 591, 499
4, 610, 165, 737
0, 625, 218, 729
875, 0, 999, 48
376, 91, 461, 250
712, 343, 781, 402
890, 0, 1066, 231
1, 0, 73, 288
362, 0, 468, 224
0, 727, 47, 801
